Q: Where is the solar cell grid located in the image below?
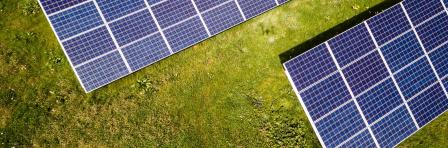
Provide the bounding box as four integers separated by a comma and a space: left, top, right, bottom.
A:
444, 77, 448, 91
39, 0, 289, 92
338, 130, 376, 148
164, 17, 209, 52
284, 44, 337, 91
327, 24, 376, 67
62, 27, 116, 66
146, 0, 164, 5
315, 102, 367, 147
49, 2, 103, 40
238, 0, 277, 19
342, 51, 389, 96
41, 0, 87, 15
402, 0, 444, 25
300, 73, 351, 121
284, 0, 448, 147
277, 0, 289, 4
75, 51, 129, 91
415, 13, 448, 52
96, 0, 147, 22
109, 9, 158, 46
366, 5, 411, 45
202, 1, 245, 35
370, 106, 417, 148
193, 0, 229, 12
408, 84, 448, 127
394, 58, 438, 100
151, 0, 197, 28
357, 79, 403, 124
379, 31, 424, 72
121, 33, 171, 71
429, 44, 448, 78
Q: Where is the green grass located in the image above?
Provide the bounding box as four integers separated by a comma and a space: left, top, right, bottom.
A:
0, 0, 447, 147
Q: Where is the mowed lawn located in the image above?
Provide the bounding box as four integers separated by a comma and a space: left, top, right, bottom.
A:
1, 0, 447, 147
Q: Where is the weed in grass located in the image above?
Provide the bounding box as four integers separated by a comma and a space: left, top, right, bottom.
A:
21, 0, 40, 16
137, 77, 160, 94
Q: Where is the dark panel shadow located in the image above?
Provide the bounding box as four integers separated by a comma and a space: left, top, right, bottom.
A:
279, 0, 402, 63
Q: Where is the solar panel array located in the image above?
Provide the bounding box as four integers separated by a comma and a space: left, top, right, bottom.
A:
284, 0, 448, 147
38, 0, 289, 92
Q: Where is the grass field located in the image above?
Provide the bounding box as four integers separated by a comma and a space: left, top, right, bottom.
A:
1, 0, 447, 147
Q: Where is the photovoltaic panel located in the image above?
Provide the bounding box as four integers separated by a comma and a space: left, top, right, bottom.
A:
429, 44, 448, 77
315, 101, 367, 148
48, 2, 103, 40
338, 130, 376, 148
366, 5, 411, 45
380, 31, 424, 72
301, 73, 351, 121
408, 83, 448, 127
327, 24, 376, 67
394, 58, 438, 100
342, 51, 389, 96
62, 27, 116, 66
284, 0, 448, 147
415, 13, 448, 52
39, 0, 289, 92
357, 79, 403, 124
370, 106, 417, 148
40, 0, 87, 14
444, 78, 448, 91
402, 0, 444, 25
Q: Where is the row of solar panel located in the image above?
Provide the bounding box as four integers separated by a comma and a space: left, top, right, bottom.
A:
41, 0, 288, 92
284, 0, 448, 147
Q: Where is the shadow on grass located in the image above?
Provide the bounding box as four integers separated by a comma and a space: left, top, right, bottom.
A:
279, 0, 402, 64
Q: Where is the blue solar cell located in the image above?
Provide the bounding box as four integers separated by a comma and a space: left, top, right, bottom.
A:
338, 130, 376, 148
328, 24, 376, 67
429, 44, 448, 78
357, 79, 403, 124
444, 78, 448, 91
371, 106, 417, 148
49, 2, 103, 40
164, 17, 209, 53
416, 13, 448, 52
402, 0, 444, 25
62, 27, 116, 66
380, 32, 424, 72
40, 0, 86, 15
122, 33, 171, 71
277, 0, 289, 4
76, 51, 129, 92
300, 73, 352, 121
395, 58, 438, 100
284, 44, 337, 91
342, 51, 389, 96
193, 0, 228, 12
238, 0, 277, 19
367, 5, 411, 45
146, 0, 163, 5
151, 0, 197, 28
96, 0, 147, 22
109, 10, 158, 46
408, 84, 448, 127
315, 102, 367, 147
202, 1, 245, 35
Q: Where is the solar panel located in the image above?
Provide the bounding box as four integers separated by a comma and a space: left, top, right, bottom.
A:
38, 0, 289, 92
283, 0, 448, 147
